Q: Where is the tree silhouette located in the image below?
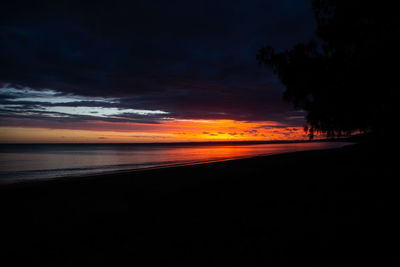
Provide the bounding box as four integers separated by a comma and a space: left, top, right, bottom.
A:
257, 0, 398, 139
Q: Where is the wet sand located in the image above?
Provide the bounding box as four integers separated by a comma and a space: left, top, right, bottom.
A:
0, 143, 396, 266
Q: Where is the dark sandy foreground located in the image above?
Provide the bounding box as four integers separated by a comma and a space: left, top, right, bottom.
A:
0, 143, 396, 266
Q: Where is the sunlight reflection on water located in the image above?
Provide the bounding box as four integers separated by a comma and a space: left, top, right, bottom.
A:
0, 142, 350, 183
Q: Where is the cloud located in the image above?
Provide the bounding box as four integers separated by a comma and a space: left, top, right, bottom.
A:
0, 87, 169, 124
0, 0, 315, 127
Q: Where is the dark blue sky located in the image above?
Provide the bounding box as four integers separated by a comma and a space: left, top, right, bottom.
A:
1, 0, 315, 126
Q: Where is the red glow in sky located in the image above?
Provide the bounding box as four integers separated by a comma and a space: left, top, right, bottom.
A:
0, 119, 310, 143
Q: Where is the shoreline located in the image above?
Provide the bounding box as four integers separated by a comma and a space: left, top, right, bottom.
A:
0, 142, 395, 266
0, 142, 353, 187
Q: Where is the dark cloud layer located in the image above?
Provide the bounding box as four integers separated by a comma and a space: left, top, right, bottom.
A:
1, 0, 315, 124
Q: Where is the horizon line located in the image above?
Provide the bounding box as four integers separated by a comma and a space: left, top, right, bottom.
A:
0, 138, 351, 146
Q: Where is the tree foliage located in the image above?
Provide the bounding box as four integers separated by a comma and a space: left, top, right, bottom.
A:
257, 0, 399, 138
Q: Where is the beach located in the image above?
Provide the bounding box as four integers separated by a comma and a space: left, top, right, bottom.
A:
0, 143, 395, 266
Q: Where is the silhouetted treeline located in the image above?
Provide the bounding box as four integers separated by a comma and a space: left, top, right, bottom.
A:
258, 0, 398, 140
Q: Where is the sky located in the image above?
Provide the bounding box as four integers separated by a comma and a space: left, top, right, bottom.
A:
0, 0, 317, 143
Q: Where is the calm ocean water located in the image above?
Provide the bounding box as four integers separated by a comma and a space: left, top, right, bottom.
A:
0, 142, 350, 184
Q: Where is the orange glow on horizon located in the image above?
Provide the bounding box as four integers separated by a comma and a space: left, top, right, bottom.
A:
0, 119, 312, 143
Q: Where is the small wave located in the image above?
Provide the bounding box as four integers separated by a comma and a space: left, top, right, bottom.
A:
0, 160, 188, 184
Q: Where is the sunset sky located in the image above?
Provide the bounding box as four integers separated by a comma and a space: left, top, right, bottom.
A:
0, 0, 317, 143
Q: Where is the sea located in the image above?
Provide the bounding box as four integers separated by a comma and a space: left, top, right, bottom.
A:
0, 141, 350, 184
